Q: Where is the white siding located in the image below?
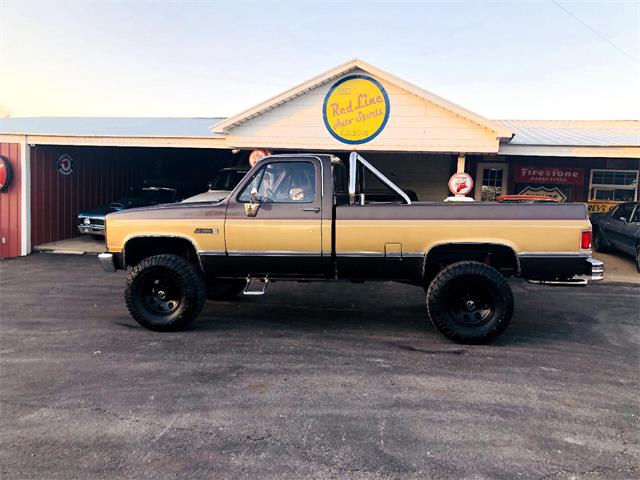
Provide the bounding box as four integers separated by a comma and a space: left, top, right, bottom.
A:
225, 69, 501, 153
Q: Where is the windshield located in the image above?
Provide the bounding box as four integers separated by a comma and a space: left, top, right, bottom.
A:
211, 170, 248, 190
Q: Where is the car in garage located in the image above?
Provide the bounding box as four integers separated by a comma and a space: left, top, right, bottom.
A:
591, 201, 640, 271
78, 184, 192, 237
181, 166, 249, 203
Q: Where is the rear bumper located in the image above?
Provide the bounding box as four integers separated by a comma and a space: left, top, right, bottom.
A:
587, 257, 604, 281
98, 252, 124, 272
519, 254, 604, 282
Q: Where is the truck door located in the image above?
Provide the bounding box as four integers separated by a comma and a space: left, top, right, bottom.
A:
224, 158, 324, 276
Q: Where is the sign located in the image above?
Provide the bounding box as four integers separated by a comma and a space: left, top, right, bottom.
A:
248, 149, 271, 167
448, 173, 474, 196
515, 166, 583, 185
0, 156, 13, 192
323, 74, 390, 144
57, 154, 74, 176
517, 185, 567, 202
587, 200, 618, 214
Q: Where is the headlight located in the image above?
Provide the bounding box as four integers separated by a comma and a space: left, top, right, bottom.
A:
83, 218, 91, 225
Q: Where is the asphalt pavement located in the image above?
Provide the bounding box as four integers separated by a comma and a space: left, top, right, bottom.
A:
1, 253, 638, 479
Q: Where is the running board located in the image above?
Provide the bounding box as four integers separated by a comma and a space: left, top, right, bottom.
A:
528, 279, 588, 287
243, 276, 269, 296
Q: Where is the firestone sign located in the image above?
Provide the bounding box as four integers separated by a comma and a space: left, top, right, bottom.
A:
323, 74, 390, 144
515, 166, 584, 185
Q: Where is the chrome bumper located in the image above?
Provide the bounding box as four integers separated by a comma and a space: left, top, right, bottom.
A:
587, 257, 604, 281
98, 252, 116, 272
78, 225, 105, 235
528, 256, 604, 286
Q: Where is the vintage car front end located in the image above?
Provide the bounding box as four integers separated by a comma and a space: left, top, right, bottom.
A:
78, 212, 106, 236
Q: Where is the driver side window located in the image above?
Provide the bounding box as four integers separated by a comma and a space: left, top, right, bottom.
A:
238, 162, 316, 203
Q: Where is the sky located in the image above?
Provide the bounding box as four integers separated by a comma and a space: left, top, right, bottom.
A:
0, 0, 638, 120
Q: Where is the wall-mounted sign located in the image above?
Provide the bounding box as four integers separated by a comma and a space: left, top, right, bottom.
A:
322, 74, 390, 145
249, 149, 271, 167
517, 185, 567, 202
0, 156, 13, 192
57, 154, 74, 176
515, 166, 584, 185
448, 172, 474, 196
587, 200, 618, 214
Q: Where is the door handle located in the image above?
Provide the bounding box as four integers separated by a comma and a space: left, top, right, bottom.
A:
300, 207, 320, 212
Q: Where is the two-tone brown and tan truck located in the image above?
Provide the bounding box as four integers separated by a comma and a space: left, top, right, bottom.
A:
99, 153, 603, 344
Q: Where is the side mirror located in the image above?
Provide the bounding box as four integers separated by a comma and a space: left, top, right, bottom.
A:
620, 217, 628, 223
245, 187, 260, 217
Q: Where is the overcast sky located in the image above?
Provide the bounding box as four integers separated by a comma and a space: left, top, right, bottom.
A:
0, 0, 638, 120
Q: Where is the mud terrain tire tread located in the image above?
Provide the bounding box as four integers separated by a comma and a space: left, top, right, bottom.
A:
426, 261, 514, 344
125, 254, 205, 331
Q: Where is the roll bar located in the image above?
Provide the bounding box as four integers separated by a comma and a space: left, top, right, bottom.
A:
348, 152, 412, 205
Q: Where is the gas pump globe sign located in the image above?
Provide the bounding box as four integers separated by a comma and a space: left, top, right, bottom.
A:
448, 173, 474, 196
323, 75, 390, 144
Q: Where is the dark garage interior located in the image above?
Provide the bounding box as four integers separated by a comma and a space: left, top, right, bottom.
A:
30, 145, 242, 247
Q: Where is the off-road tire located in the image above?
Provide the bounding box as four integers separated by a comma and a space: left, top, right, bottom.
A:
125, 254, 206, 331
593, 228, 608, 253
206, 279, 246, 301
426, 261, 514, 344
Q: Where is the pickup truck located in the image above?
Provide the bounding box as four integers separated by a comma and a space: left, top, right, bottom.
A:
99, 153, 603, 344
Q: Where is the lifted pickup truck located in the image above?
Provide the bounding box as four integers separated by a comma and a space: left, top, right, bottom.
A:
99, 153, 603, 344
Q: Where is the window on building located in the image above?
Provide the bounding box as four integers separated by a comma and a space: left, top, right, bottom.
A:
589, 169, 638, 202
481, 168, 504, 201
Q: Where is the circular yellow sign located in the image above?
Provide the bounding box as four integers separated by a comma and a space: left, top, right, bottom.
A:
323, 75, 390, 144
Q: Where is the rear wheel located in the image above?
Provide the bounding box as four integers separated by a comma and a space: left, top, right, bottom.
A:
125, 254, 206, 331
593, 228, 608, 253
206, 279, 245, 301
426, 261, 514, 344
635, 245, 640, 273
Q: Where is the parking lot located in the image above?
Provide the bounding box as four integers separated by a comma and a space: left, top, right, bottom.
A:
1, 253, 638, 479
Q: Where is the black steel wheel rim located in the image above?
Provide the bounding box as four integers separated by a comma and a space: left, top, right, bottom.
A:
446, 281, 496, 327
139, 270, 182, 316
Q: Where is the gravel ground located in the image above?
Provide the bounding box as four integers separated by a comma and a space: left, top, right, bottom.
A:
1, 253, 638, 480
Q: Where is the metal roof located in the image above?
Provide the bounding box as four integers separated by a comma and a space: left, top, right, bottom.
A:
497, 120, 640, 147
0, 117, 225, 138
1, 117, 638, 147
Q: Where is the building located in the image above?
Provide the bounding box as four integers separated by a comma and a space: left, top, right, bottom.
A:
1, 59, 638, 258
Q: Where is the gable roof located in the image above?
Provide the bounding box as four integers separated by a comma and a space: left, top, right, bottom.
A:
210, 58, 513, 139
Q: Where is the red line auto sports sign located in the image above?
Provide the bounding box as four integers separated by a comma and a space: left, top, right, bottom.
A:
514, 166, 584, 185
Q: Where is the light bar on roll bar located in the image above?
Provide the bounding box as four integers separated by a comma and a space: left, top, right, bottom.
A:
348, 152, 412, 205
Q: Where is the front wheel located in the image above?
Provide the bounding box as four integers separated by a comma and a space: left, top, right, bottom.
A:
125, 254, 206, 331
635, 245, 640, 273
426, 261, 514, 344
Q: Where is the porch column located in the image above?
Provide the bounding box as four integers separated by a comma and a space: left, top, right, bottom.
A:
457, 153, 466, 173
